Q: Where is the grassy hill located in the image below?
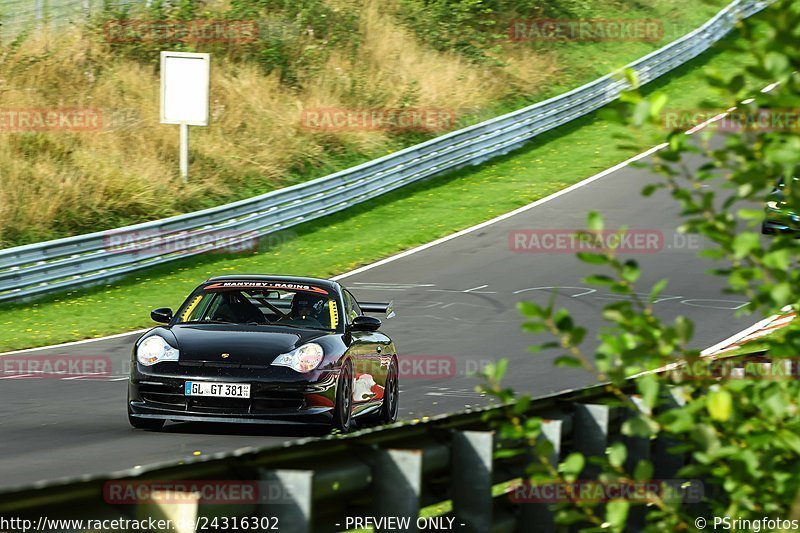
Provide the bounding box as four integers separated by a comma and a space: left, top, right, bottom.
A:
0, 0, 726, 248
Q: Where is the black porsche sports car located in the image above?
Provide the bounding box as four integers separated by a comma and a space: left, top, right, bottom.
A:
763, 176, 799, 234
128, 275, 398, 433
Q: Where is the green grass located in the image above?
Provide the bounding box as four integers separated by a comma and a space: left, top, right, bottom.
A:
0, 36, 753, 352
1, 0, 730, 248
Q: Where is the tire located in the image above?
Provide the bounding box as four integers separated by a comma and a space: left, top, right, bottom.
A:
377, 358, 399, 424
127, 395, 165, 430
762, 222, 775, 235
332, 361, 354, 433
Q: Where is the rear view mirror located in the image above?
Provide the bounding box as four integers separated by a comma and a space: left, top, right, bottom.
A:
351, 315, 381, 332
151, 307, 173, 323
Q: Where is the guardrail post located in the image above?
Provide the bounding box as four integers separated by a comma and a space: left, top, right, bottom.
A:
260, 469, 314, 533
372, 449, 422, 532
452, 431, 493, 532
573, 403, 610, 479
517, 419, 562, 533
625, 396, 651, 532
623, 396, 651, 471
654, 387, 687, 479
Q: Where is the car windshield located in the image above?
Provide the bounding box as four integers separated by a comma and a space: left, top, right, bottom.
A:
175, 281, 340, 331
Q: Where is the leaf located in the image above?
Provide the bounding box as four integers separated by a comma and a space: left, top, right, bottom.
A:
637, 374, 660, 410
674, 316, 694, 342
633, 459, 654, 481
737, 208, 766, 221
642, 183, 660, 196
621, 260, 641, 283
707, 388, 733, 422
605, 500, 630, 530
584, 274, 615, 286
528, 341, 559, 354
554, 355, 583, 368
731, 232, 759, 259
631, 100, 650, 126
691, 424, 720, 453
494, 358, 508, 382
518, 301, 543, 318
649, 92, 668, 118
648, 279, 668, 304
522, 321, 546, 334
763, 249, 791, 270
778, 429, 800, 455
553, 309, 573, 331
771, 282, 792, 306
608, 442, 627, 468
559, 452, 585, 480
587, 211, 604, 232
622, 415, 658, 438
512, 396, 531, 415
576, 252, 610, 265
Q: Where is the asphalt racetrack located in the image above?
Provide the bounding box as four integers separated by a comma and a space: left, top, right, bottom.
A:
0, 146, 756, 489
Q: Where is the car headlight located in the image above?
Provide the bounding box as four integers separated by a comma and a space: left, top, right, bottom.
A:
767, 200, 785, 210
271, 343, 324, 373
137, 335, 180, 366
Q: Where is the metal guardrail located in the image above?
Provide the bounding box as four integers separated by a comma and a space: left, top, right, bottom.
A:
0, 381, 650, 532
0, 0, 138, 41
2, 348, 781, 532
0, 0, 769, 303
0, 314, 785, 530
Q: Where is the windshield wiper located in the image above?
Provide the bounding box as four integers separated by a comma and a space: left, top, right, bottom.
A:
259, 322, 334, 331
186, 319, 237, 324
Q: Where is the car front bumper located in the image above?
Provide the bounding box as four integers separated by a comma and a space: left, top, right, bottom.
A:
129, 365, 340, 425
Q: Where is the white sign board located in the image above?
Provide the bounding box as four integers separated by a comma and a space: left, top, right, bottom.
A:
160, 51, 210, 126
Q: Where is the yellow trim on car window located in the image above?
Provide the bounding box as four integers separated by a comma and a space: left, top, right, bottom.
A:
180, 295, 203, 321
329, 299, 339, 328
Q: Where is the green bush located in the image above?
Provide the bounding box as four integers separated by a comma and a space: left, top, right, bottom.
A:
480, 0, 800, 529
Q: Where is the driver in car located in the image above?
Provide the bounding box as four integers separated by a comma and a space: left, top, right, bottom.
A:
281, 293, 326, 328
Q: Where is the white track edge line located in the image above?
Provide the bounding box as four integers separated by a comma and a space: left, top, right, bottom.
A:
0, 85, 772, 357
0, 144, 666, 356
332, 142, 669, 281
0, 329, 149, 356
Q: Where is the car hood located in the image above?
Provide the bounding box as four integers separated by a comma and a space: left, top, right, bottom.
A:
169, 324, 328, 365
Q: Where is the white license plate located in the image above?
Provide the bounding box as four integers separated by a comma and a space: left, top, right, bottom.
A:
185, 381, 251, 398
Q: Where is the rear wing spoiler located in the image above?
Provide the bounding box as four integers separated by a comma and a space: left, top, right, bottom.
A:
359, 300, 396, 319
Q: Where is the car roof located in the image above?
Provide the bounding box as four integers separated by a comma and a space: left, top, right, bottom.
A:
204, 274, 340, 291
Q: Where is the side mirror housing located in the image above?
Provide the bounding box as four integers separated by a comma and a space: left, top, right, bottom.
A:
351, 315, 381, 332
151, 307, 173, 323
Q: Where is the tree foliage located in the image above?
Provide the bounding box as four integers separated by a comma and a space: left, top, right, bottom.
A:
480, 1, 800, 529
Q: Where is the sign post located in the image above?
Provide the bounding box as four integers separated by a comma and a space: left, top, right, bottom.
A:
160, 51, 210, 182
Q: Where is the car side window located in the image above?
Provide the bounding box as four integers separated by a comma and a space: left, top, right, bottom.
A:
344, 290, 361, 323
